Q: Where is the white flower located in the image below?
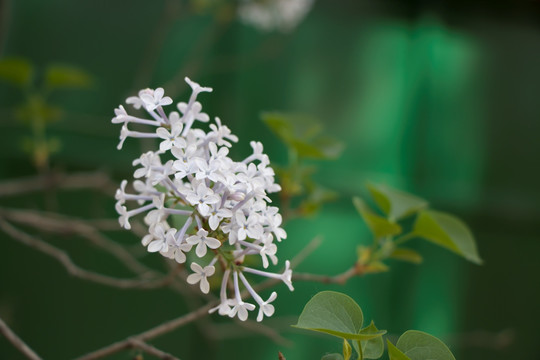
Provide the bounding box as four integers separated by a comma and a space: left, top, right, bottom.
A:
139, 87, 173, 111
186, 228, 221, 257
113, 77, 293, 321
156, 122, 186, 152
238, 0, 314, 33
185, 182, 220, 217
187, 262, 215, 294
256, 291, 277, 322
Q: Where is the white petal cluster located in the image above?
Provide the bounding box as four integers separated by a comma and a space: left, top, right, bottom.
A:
238, 0, 314, 33
112, 78, 292, 321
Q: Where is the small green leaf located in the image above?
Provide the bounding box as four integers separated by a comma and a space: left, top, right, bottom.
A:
0, 57, 33, 87
321, 354, 344, 360
390, 248, 423, 264
294, 291, 365, 340
261, 112, 343, 160
367, 184, 428, 220
359, 321, 385, 359
353, 197, 402, 238
45, 64, 93, 90
15, 96, 62, 124
396, 330, 456, 360
387, 340, 411, 360
364, 261, 389, 274
413, 210, 482, 264
343, 339, 352, 360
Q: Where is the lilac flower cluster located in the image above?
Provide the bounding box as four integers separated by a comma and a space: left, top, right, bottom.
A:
112, 78, 292, 322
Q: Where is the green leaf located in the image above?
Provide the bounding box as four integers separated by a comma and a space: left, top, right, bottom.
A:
321, 354, 344, 360
0, 57, 33, 87
15, 96, 62, 124
353, 197, 402, 238
294, 291, 367, 340
343, 339, 352, 360
390, 248, 423, 264
261, 112, 343, 160
367, 184, 428, 220
387, 340, 411, 360
413, 210, 482, 264
45, 64, 93, 90
396, 330, 456, 360
359, 321, 385, 359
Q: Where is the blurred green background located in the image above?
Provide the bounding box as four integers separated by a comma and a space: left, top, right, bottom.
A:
1, 0, 539, 359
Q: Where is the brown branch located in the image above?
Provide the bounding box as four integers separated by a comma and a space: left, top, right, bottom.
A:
292, 266, 362, 285
0, 207, 152, 276
128, 339, 180, 360
0, 316, 42, 360
0, 171, 116, 197
75, 302, 216, 360
0, 219, 170, 289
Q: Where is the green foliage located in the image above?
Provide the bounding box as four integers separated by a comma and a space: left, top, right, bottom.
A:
296, 291, 456, 360
294, 291, 386, 360
367, 183, 428, 220
413, 210, 482, 264
394, 330, 456, 360
0, 57, 92, 170
359, 322, 385, 359
353, 197, 401, 239
387, 341, 411, 360
45, 64, 93, 90
262, 112, 343, 160
354, 183, 481, 267
322, 354, 345, 360
262, 112, 344, 218
0, 57, 34, 87
294, 291, 365, 340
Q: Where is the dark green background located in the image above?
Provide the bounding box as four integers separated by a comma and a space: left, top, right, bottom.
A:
1, 0, 539, 359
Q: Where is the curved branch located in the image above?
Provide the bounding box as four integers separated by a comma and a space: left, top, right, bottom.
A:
0, 316, 42, 360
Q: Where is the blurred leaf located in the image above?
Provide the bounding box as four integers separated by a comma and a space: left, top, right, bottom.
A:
299, 183, 338, 216
365, 261, 389, 274
413, 210, 482, 264
359, 321, 385, 359
353, 197, 402, 238
45, 64, 93, 90
0, 57, 33, 87
387, 340, 411, 360
294, 291, 365, 340
15, 96, 62, 124
343, 339, 352, 360
396, 330, 456, 360
321, 354, 344, 360
390, 248, 423, 264
262, 112, 343, 159
367, 184, 428, 220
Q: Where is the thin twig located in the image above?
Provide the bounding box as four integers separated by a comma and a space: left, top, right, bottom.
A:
75, 302, 216, 360
0, 316, 42, 360
0, 171, 116, 197
289, 236, 322, 268
232, 318, 292, 346
128, 338, 180, 360
0, 207, 152, 276
292, 266, 364, 285
0, 219, 170, 289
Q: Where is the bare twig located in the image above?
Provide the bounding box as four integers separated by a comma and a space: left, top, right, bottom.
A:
75, 302, 216, 360
128, 338, 180, 360
0, 171, 116, 197
0, 207, 152, 276
289, 236, 322, 268
292, 266, 362, 285
233, 318, 292, 346
0, 316, 42, 360
0, 219, 170, 289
